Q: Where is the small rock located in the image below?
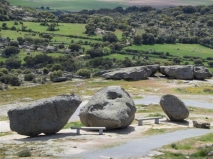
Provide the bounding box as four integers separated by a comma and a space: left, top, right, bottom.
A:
193, 120, 210, 129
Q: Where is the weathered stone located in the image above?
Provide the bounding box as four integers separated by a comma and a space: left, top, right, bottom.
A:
159, 65, 194, 80
194, 66, 211, 80
52, 77, 68, 82
146, 65, 160, 76
160, 94, 189, 121
79, 86, 136, 129
8, 94, 82, 137
193, 120, 210, 129
102, 66, 152, 80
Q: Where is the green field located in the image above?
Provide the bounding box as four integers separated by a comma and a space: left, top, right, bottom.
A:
127, 44, 213, 59
7, 0, 127, 11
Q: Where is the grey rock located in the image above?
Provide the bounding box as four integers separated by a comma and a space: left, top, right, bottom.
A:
160, 94, 189, 121
102, 66, 152, 80
208, 151, 213, 156
146, 65, 160, 76
8, 94, 82, 137
52, 77, 68, 82
194, 66, 211, 80
79, 86, 136, 129
193, 120, 210, 129
159, 65, 194, 80
93, 70, 112, 77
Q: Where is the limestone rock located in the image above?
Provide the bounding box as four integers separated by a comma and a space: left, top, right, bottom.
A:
194, 66, 211, 80
193, 120, 210, 129
102, 66, 152, 80
8, 94, 82, 137
159, 65, 194, 80
160, 94, 189, 121
79, 86, 136, 129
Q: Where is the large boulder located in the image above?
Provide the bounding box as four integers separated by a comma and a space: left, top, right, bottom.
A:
194, 66, 211, 80
79, 86, 136, 129
102, 66, 152, 80
160, 94, 189, 121
146, 64, 160, 76
8, 94, 82, 137
159, 65, 194, 80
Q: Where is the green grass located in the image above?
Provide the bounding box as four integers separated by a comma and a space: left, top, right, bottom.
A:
63, 121, 84, 129
7, 0, 128, 11
126, 44, 213, 59
104, 53, 133, 60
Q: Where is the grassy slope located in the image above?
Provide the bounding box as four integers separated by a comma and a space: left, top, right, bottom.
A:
7, 0, 127, 11
126, 44, 213, 59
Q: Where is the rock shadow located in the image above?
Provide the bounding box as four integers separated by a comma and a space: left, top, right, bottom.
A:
161, 119, 190, 126
15, 132, 76, 142
105, 126, 135, 135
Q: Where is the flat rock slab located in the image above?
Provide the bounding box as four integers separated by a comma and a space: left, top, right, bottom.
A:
8, 94, 82, 137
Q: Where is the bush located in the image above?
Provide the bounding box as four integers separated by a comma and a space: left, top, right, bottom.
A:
24, 74, 35, 81
23, 69, 32, 74
0, 68, 8, 74
17, 149, 31, 157
49, 70, 63, 81
76, 69, 91, 78
9, 76, 21, 86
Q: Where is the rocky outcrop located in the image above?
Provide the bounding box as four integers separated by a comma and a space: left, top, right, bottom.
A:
146, 65, 160, 76
159, 65, 212, 80
160, 94, 189, 121
79, 86, 136, 129
193, 120, 210, 129
102, 66, 152, 80
194, 66, 212, 80
8, 95, 82, 137
159, 65, 194, 80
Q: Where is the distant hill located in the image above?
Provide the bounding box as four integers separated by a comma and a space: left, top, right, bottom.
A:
6, 0, 213, 11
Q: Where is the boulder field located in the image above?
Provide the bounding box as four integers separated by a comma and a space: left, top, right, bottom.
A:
101, 65, 212, 80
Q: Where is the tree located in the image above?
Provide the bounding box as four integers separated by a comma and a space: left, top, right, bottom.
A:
122, 57, 132, 67
102, 33, 118, 43
194, 59, 203, 66
5, 57, 21, 69
85, 23, 96, 35
2, 22, 7, 29
208, 61, 213, 67
69, 43, 81, 52
9, 41, 19, 47
133, 35, 142, 45
142, 33, 155, 45
3, 46, 20, 58
86, 48, 104, 58
207, 20, 213, 26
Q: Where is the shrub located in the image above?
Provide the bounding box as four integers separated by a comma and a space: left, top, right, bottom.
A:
23, 69, 32, 74
9, 76, 21, 86
24, 74, 35, 81
49, 70, 63, 81
0, 68, 8, 74
76, 69, 91, 78
17, 149, 31, 157
43, 68, 49, 74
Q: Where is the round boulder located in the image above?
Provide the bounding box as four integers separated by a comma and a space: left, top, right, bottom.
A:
8, 94, 82, 137
79, 86, 136, 129
160, 94, 189, 121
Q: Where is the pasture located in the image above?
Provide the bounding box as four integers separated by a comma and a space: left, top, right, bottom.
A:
7, 0, 127, 11
127, 44, 213, 59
